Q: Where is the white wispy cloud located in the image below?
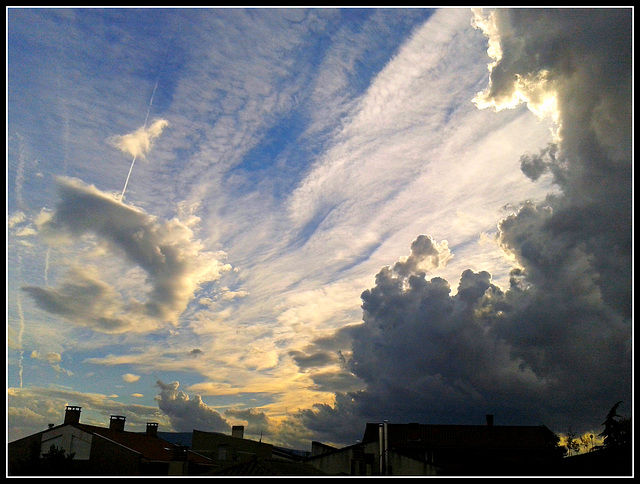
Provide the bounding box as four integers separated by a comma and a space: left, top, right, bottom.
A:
214, 8, 554, 345
109, 118, 169, 160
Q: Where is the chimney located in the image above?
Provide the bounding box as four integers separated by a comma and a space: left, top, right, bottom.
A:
486, 414, 494, 427
232, 425, 244, 439
146, 422, 159, 437
64, 405, 82, 425
109, 415, 126, 431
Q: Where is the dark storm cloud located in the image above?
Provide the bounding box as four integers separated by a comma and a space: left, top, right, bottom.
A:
483, 8, 632, 319
289, 350, 335, 369
293, 8, 631, 442
289, 325, 366, 394
348, 257, 556, 424
155, 380, 230, 433
309, 369, 364, 394
519, 143, 565, 184
22, 177, 229, 333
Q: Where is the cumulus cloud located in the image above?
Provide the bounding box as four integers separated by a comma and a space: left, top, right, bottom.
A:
30, 350, 73, 376
30, 350, 62, 364
292, 8, 631, 442
344, 244, 556, 425
109, 119, 169, 160
122, 373, 141, 383
225, 407, 272, 437
391, 234, 452, 277
155, 380, 230, 433
475, 7, 632, 320
153, 381, 312, 446
22, 177, 231, 333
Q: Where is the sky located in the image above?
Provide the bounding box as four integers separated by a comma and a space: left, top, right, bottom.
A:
7, 7, 632, 450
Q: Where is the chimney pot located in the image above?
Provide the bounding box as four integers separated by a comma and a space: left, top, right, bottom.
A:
64, 405, 82, 425
232, 425, 244, 439
486, 414, 494, 427
109, 415, 126, 431
146, 422, 159, 437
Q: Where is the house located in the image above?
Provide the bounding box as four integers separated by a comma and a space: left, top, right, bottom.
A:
305, 438, 437, 476
191, 426, 325, 475
305, 417, 563, 476
191, 426, 273, 464
8, 405, 214, 476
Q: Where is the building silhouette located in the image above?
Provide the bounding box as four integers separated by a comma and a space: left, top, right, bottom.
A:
8, 405, 319, 476
305, 417, 564, 476
8, 406, 213, 476
12, 408, 626, 476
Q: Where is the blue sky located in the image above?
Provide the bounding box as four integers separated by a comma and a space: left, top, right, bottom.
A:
7, 8, 631, 450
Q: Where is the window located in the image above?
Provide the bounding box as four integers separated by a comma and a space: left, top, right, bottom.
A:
218, 444, 228, 460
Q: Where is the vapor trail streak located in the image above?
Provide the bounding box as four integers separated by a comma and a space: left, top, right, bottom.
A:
143, 80, 159, 128
17, 255, 25, 389
120, 154, 138, 201
120, 80, 159, 201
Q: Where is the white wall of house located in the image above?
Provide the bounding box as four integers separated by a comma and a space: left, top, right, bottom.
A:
40, 425, 93, 460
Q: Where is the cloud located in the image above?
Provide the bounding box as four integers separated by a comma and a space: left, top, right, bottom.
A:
30, 350, 61, 364
22, 177, 231, 333
474, 8, 632, 319
153, 380, 320, 448
155, 380, 230, 433
225, 407, 272, 436
109, 119, 169, 160
391, 234, 452, 277
353, 257, 555, 418
292, 8, 631, 443
122, 373, 141, 383
218, 289, 250, 301
30, 350, 73, 376
289, 350, 335, 370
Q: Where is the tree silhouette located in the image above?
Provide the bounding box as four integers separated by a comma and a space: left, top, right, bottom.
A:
38, 444, 76, 475
580, 434, 594, 453
564, 430, 580, 456
599, 401, 630, 451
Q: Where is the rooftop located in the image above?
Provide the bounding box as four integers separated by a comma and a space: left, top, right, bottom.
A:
361, 422, 557, 451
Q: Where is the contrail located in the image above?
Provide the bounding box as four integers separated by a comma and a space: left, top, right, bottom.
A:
13, 136, 29, 387
44, 247, 51, 287
120, 154, 139, 201
143, 79, 159, 128
17, 255, 25, 389
120, 80, 159, 201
